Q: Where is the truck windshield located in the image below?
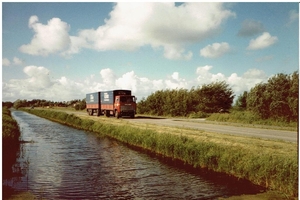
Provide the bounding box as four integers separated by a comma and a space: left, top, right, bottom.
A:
120, 96, 134, 103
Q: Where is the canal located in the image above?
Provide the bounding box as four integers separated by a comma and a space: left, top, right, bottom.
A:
8, 110, 263, 199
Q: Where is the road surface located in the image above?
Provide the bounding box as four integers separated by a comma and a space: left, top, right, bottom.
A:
123, 117, 298, 143
57, 110, 298, 143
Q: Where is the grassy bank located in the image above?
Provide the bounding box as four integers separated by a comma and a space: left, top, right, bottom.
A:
3, 107, 21, 142
2, 107, 22, 199
23, 108, 298, 197
207, 111, 297, 131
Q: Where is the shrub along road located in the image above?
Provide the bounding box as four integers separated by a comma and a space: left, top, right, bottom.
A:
123, 117, 297, 143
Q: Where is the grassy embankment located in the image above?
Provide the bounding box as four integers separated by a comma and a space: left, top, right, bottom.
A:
206, 111, 297, 131
2, 107, 22, 199
23, 108, 298, 198
3, 107, 21, 142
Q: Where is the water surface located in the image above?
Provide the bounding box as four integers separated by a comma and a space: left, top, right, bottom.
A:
9, 111, 263, 199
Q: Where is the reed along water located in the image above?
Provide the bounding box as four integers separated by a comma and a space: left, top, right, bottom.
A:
8, 110, 263, 199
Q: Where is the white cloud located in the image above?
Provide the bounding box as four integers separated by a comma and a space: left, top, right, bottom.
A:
165, 72, 188, 89
63, 2, 235, 60
19, 16, 71, 56
247, 32, 278, 50
163, 45, 193, 60
13, 57, 24, 65
23, 3, 233, 60
2, 65, 269, 103
196, 65, 227, 85
100, 68, 116, 87
195, 66, 268, 95
116, 71, 138, 93
287, 9, 299, 25
2, 57, 24, 66
3, 65, 87, 101
23, 65, 53, 89
2, 58, 10, 66
200, 42, 231, 58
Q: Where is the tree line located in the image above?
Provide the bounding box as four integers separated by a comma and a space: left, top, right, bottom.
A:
137, 81, 235, 117
3, 98, 86, 110
3, 71, 298, 122
138, 71, 298, 122
235, 71, 298, 121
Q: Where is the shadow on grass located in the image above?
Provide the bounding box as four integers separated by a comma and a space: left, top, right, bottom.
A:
127, 115, 166, 120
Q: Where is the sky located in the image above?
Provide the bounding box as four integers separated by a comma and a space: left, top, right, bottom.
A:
2, 2, 299, 102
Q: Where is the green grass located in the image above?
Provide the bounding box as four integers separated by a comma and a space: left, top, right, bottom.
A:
2, 107, 22, 199
23, 108, 298, 198
2, 107, 21, 141
207, 111, 297, 131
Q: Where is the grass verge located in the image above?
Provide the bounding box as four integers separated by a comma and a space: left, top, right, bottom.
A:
2, 107, 22, 199
22, 108, 298, 198
207, 111, 297, 131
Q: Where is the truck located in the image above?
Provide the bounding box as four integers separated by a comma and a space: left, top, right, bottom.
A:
86, 90, 137, 118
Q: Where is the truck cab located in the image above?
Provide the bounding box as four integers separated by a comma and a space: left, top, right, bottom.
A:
114, 95, 136, 118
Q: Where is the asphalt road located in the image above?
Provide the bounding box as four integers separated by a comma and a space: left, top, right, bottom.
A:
60, 110, 297, 143
123, 117, 298, 143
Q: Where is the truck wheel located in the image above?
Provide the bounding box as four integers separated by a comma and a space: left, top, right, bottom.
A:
106, 110, 110, 117
130, 113, 135, 118
88, 109, 93, 116
115, 111, 120, 119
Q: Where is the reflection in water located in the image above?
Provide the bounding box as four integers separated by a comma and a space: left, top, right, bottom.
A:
11, 111, 263, 199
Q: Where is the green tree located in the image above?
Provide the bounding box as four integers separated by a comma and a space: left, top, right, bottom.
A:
247, 83, 270, 118
266, 73, 291, 119
235, 91, 248, 110
196, 81, 235, 113
137, 97, 148, 114
79, 99, 86, 110
13, 99, 26, 109
288, 71, 299, 120
2, 101, 13, 108
247, 71, 298, 121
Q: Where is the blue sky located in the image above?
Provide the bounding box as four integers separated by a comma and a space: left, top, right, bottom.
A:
2, 2, 299, 102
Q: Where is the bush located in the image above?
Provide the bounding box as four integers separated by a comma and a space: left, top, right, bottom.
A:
188, 111, 210, 118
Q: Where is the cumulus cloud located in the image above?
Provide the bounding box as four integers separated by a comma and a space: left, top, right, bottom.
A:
237, 19, 264, 37
23, 65, 53, 89
200, 42, 231, 58
100, 68, 117, 87
20, 3, 235, 60
196, 65, 226, 84
165, 72, 188, 89
2, 57, 24, 66
13, 57, 24, 65
75, 2, 235, 60
2, 58, 10, 66
194, 65, 268, 95
19, 15, 71, 56
2, 65, 269, 103
247, 32, 278, 50
3, 65, 87, 101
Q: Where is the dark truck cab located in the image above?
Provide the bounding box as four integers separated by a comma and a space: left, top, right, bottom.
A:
86, 90, 136, 118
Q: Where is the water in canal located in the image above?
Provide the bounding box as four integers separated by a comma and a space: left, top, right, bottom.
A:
7, 111, 263, 199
